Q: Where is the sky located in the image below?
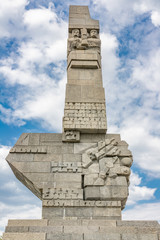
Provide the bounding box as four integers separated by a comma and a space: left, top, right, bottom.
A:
0, 0, 160, 235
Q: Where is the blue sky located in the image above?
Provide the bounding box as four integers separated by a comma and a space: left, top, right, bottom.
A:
0, 0, 160, 235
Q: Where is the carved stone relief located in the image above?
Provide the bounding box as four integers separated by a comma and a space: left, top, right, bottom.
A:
63, 102, 107, 131
43, 199, 121, 207
62, 130, 80, 142
43, 188, 83, 200
82, 138, 133, 206
68, 28, 101, 55
51, 162, 82, 173
10, 146, 47, 153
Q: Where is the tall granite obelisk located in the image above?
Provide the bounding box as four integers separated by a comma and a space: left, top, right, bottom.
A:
3, 5, 160, 240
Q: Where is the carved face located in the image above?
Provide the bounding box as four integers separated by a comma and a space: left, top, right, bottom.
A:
90, 29, 98, 38
72, 29, 80, 38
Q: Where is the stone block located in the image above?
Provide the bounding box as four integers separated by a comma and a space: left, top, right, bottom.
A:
29, 226, 63, 233
65, 207, 93, 218
64, 225, 99, 234
15, 133, 29, 145
99, 226, 160, 234
3, 233, 46, 240
47, 233, 83, 240
105, 176, 127, 186
28, 133, 40, 145
42, 207, 64, 218
53, 173, 81, 183
93, 207, 121, 218
69, 6, 90, 14
81, 86, 105, 101
67, 69, 102, 84
66, 84, 81, 101
122, 234, 158, 240
116, 221, 159, 227
74, 143, 97, 153
46, 144, 74, 154
69, 18, 85, 25
40, 133, 62, 143
84, 186, 100, 200
81, 219, 117, 227
68, 51, 99, 63
62, 143, 74, 153
8, 219, 48, 226
48, 219, 82, 226
105, 134, 121, 142
43, 180, 81, 189
100, 186, 128, 200
5, 226, 29, 232
34, 153, 62, 162
84, 233, 120, 240
88, 163, 99, 173
6, 153, 34, 162
25, 173, 54, 183
67, 77, 90, 86
69, 60, 99, 69
69, 24, 99, 30
80, 133, 105, 143
84, 174, 99, 186
11, 161, 50, 173
62, 153, 81, 162
62, 131, 80, 142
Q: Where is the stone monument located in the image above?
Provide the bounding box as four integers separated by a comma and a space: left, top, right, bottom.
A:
3, 5, 160, 240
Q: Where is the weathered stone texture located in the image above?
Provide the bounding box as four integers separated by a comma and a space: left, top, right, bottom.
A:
3, 233, 46, 240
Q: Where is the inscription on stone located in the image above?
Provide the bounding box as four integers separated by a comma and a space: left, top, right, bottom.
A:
10, 146, 47, 153
51, 162, 82, 173
62, 130, 80, 142
43, 188, 83, 200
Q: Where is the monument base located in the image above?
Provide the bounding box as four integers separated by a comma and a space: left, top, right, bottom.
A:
3, 219, 160, 240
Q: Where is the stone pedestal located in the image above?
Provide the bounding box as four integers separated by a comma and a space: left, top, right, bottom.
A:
3, 219, 160, 240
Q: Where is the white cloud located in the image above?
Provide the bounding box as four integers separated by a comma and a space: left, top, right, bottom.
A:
101, 32, 120, 88
116, 46, 160, 177
131, 49, 160, 91
0, 4, 68, 132
123, 202, 160, 222
93, 0, 160, 30
0, 0, 28, 38
12, 75, 66, 131
0, 145, 11, 173
151, 11, 160, 26
127, 172, 156, 205
23, 6, 57, 27
0, 181, 23, 193
23, 5, 68, 45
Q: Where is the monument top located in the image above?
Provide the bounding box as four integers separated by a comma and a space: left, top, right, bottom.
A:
63, 5, 107, 134
69, 6, 99, 30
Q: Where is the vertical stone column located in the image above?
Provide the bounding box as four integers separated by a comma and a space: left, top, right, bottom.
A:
63, 6, 107, 134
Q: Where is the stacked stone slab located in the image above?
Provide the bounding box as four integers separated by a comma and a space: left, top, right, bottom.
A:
63, 5, 107, 133
3, 5, 160, 240
3, 219, 160, 240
